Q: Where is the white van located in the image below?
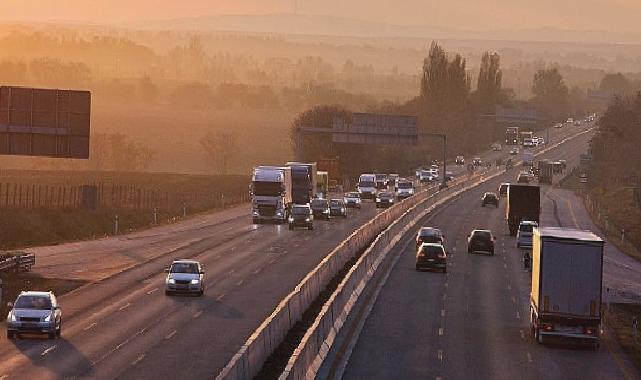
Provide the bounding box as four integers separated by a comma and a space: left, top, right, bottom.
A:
357, 174, 377, 200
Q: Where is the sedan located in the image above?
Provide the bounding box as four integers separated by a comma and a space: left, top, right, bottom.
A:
329, 199, 347, 218
165, 260, 205, 296
416, 243, 447, 272
289, 204, 314, 230
376, 191, 395, 208
344, 192, 361, 208
481, 192, 499, 207
6, 291, 62, 339
467, 229, 496, 255
510, 148, 519, 156
311, 198, 331, 220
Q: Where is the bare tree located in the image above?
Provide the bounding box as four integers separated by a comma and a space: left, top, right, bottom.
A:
201, 131, 238, 175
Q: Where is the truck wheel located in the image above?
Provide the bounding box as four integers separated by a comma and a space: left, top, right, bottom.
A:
309, 225, 314, 230
288, 225, 293, 230
537, 332, 544, 344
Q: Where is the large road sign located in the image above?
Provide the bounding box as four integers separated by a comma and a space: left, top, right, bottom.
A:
0, 86, 90, 159
331, 113, 418, 145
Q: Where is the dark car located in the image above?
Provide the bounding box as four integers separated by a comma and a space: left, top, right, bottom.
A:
329, 199, 347, 218
289, 204, 313, 230
310, 198, 331, 220
481, 192, 499, 207
376, 191, 395, 208
416, 227, 444, 248
467, 229, 495, 255
498, 183, 509, 197
415, 243, 447, 272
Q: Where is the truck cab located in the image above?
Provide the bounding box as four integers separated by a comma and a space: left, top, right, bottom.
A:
251, 166, 292, 224
358, 174, 377, 200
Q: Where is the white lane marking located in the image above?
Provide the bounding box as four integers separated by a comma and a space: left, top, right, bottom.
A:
193, 310, 203, 318
441, 309, 446, 317
41, 345, 57, 356
442, 294, 447, 301
444, 282, 448, 288
511, 297, 516, 303
216, 294, 226, 301
230, 246, 237, 251
253, 267, 262, 274
229, 269, 236, 274
146, 288, 158, 295
437, 349, 444, 362
438, 327, 444, 336
503, 263, 508, 269
236, 279, 244, 286
268, 258, 276, 265
516, 311, 521, 319
520, 330, 525, 339
507, 284, 512, 291
119, 303, 131, 311
527, 352, 533, 363
83, 322, 97, 331
131, 354, 145, 366
165, 330, 177, 340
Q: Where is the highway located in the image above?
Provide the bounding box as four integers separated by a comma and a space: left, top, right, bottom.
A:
340, 130, 640, 379
0, 122, 590, 379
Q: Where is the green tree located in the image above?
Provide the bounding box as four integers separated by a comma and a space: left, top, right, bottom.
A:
532, 67, 569, 121
599, 73, 630, 95
476, 52, 503, 113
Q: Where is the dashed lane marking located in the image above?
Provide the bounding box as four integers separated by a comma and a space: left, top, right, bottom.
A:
520, 330, 525, 339
41, 345, 57, 356
146, 288, 158, 295
83, 322, 97, 331
441, 309, 446, 317
193, 310, 203, 318
253, 267, 262, 274
236, 279, 244, 286
507, 284, 512, 290
119, 303, 131, 311
165, 330, 177, 340
216, 294, 226, 301
131, 354, 145, 366
527, 352, 533, 363
437, 350, 444, 362
512, 296, 516, 303
516, 311, 521, 319
439, 327, 444, 336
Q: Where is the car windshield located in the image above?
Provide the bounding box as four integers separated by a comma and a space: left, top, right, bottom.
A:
420, 236, 442, 243
253, 181, 282, 196
375, 175, 386, 180
359, 181, 374, 188
473, 231, 491, 239
422, 245, 444, 256
379, 193, 393, 198
170, 263, 199, 274
346, 192, 360, 198
292, 207, 310, 215
329, 200, 342, 206
520, 224, 535, 233
14, 295, 52, 310
398, 182, 412, 189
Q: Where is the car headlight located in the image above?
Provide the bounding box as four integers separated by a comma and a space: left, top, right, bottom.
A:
9, 312, 17, 322
252, 211, 259, 216
289, 217, 294, 222
388, 199, 393, 202
190, 279, 200, 284
376, 198, 381, 202
168, 278, 176, 284
323, 209, 329, 213
43, 313, 52, 322
276, 211, 283, 216
305, 218, 310, 222
341, 208, 345, 212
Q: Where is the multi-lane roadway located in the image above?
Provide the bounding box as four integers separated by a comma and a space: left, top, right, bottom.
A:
340, 130, 640, 380
0, 122, 598, 379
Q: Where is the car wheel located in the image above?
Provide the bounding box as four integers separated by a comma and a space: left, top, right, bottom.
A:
165, 290, 171, 296
309, 225, 314, 230
289, 225, 293, 230
415, 264, 420, 271
7, 330, 15, 340
48, 331, 56, 339
199, 290, 205, 297
56, 323, 62, 338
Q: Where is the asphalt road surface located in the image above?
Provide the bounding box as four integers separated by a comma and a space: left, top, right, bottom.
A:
343, 130, 640, 380
0, 122, 590, 379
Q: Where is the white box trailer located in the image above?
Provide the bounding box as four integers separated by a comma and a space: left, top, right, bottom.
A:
530, 227, 604, 348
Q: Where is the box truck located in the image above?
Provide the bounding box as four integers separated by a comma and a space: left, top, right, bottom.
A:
530, 227, 604, 348
286, 162, 317, 204
506, 184, 540, 236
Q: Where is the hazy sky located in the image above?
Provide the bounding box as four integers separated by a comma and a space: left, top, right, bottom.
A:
1, 0, 641, 33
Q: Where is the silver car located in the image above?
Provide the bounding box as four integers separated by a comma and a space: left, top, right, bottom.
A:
165, 260, 205, 296
6, 291, 62, 339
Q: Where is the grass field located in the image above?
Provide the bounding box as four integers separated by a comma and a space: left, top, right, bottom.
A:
606, 303, 641, 374
0, 170, 250, 249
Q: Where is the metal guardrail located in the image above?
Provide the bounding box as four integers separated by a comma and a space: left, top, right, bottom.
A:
0, 252, 36, 272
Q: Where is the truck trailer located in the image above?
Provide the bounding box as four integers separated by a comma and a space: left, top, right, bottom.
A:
317, 171, 329, 198
538, 160, 554, 184
286, 162, 317, 204
250, 166, 292, 224
506, 184, 540, 236
530, 227, 604, 348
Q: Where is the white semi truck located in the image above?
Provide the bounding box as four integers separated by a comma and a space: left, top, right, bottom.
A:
250, 166, 292, 224
530, 227, 604, 348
